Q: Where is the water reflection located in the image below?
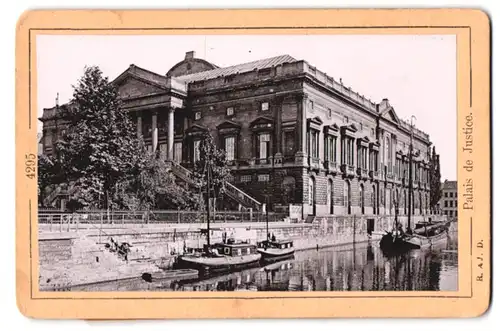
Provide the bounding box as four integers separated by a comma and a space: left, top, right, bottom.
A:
71, 224, 458, 292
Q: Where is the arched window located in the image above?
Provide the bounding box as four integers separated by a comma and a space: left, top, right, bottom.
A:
309, 177, 315, 206
282, 176, 296, 204
344, 180, 351, 214
395, 188, 400, 210
372, 185, 377, 215
419, 192, 423, 214
360, 184, 365, 214
403, 190, 407, 213
309, 176, 316, 215
327, 179, 334, 214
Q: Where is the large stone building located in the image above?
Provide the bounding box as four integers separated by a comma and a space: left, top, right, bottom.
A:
40, 51, 434, 220
438, 180, 458, 219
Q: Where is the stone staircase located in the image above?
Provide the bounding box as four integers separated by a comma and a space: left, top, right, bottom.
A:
39, 234, 164, 290
43, 182, 77, 208
168, 161, 264, 212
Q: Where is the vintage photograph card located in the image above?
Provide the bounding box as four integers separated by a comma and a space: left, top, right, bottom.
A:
15, 9, 490, 318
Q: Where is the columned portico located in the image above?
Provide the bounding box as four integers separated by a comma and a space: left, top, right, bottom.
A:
151, 111, 158, 152
167, 107, 175, 161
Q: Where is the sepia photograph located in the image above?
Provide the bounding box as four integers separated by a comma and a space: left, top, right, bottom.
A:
35, 33, 459, 293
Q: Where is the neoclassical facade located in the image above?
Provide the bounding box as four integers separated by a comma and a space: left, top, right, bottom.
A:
40, 51, 433, 219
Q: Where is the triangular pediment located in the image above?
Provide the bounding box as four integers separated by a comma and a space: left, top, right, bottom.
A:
115, 75, 166, 99
341, 123, 358, 133
378, 98, 400, 125
308, 116, 323, 126
250, 116, 274, 127
217, 120, 241, 130
382, 107, 400, 124
186, 124, 209, 135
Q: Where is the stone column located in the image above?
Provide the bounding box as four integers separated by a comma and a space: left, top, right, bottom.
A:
295, 92, 308, 165
137, 113, 142, 139
274, 95, 284, 164
167, 107, 175, 161
151, 111, 158, 153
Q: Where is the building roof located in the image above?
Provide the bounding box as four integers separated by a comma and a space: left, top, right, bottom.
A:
442, 180, 457, 190
176, 54, 297, 83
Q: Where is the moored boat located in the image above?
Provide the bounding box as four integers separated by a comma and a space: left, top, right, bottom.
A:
380, 220, 450, 254
175, 241, 262, 275
257, 239, 295, 263
141, 269, 199, 283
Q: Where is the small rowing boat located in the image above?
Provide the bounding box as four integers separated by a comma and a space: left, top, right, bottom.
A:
141, 269, 199, 283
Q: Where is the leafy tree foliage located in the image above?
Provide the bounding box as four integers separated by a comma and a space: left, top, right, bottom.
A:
41, 65, 203, 214
37, 154, 56, 206
116, 150, 202, 212
55, 66, 141, 212
429, 146, 442, 212
192, 132, 231, 199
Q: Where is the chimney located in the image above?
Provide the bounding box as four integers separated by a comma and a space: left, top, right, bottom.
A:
185, 51, 195, 60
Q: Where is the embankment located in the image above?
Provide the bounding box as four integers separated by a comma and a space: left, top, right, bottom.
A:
38, 214, 446, 289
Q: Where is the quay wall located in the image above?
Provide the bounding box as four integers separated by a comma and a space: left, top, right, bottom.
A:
38, 215, 445, 289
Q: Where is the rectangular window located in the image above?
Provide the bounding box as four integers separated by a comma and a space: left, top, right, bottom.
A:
258, 174, 270, 182
258, 133, 270, 160
194, 112, 202, 120
444, 192, 448, 198
174, 142, 182, 163
309, 130, 319, 158
224, 136, 236, 161
309, 100, 314, 112
344, 116, 349, 123
261, 102, 269, 111
193, 139, 201, 162
240, 175, 252, 183
444, 201, 448, 208
324, 136, 337, 163
283, 131, 295, 156
226, 107, 234, 116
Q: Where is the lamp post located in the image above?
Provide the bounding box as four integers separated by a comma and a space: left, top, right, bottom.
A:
407, 115, 416, 233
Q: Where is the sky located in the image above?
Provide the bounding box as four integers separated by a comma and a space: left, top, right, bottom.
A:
36, 34, 456, 180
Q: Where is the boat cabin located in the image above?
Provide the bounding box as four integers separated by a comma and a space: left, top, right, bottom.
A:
258, 239, 294, 250
212, 242, 258, 257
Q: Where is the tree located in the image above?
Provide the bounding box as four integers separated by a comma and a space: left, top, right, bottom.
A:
192, 132, 231, 208
116, 150, 202, 213
37, 154, 56, 207
429, 146, 442, 212
55, 66, 141, 217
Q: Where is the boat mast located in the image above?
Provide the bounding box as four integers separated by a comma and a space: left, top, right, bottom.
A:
407, 116, 415, 233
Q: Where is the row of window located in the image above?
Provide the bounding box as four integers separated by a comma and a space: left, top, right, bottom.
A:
309, 177, 429, 215
444, 210, 458, 217
444, 200, 458, 208
444, 191, 457, 198
194, 102, 270, 121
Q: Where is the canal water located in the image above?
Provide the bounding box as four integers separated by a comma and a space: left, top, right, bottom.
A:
72, 222, 458, 292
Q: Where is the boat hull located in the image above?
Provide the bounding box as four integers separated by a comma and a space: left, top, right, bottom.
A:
405, 230, 449, 249
141, 269, 199, 283
380, 227, 449, 255
175, 253, 262, 275
257, 248, 295, 263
